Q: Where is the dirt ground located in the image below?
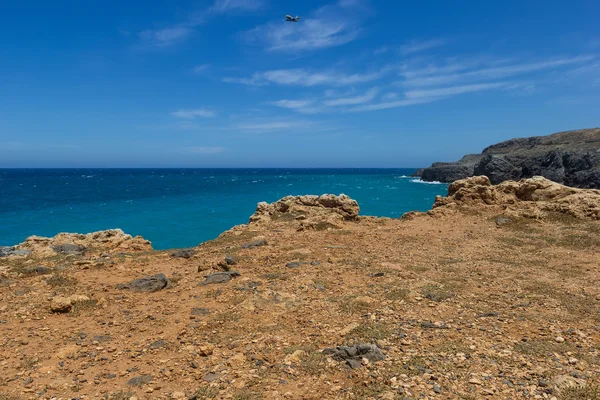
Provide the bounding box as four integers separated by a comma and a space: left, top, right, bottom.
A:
1, 177, 599, 400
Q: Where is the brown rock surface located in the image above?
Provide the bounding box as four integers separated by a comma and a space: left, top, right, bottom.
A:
1, 186, 599, 399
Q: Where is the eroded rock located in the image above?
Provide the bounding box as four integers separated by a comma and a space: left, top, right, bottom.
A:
323, 343, 386, 369
117, 273, 171, 292
201, 271, 240, 285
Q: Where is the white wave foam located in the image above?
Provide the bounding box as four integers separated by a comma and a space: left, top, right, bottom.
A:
410, 179, 446, 185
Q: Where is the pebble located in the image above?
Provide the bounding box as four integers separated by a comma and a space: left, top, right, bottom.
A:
555, 336, 565, 343
433, 384, 442, 394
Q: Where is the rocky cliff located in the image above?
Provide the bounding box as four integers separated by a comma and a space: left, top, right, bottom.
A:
417, 128, 600, 188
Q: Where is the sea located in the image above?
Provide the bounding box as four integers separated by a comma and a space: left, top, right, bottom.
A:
0, 169, 448, 250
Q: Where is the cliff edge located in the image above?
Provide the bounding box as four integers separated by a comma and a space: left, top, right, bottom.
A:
417, 128, 600, 188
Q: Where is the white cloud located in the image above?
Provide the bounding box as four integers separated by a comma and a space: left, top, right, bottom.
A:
382, 92, 398, 100
193, 64, 210, 73
138, 27, 193, 48
271, 99, 316, 109
242, 0, 367, 52
400, 56, 594, 87
170, 108, 216, 119
400, 38, 449, 55
225, 67, 391, 87
235, 121, 302, 131
405, 82, 509, 99
187, 146, 225, 154
323, 87, 379, 106
209, 0, 264, 13
350, 96, 444, 112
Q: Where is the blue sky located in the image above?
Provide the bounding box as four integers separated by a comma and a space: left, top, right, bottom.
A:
1, 0, 599, 168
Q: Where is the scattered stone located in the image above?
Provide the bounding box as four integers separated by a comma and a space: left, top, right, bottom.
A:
475, 312, 500, 318
170, 249, 196, 259
148, 340, 166, 349
433, 385, 442, 394
495, 217, 511, 226
555, 336, 565, 343
368, 272, 385, 277
22, 266, 51, 275
191, 307, 210, 316
323, 343, 385, 369
50, 295, 90, 313
117, 273, 171, 292
421, 321, 450, 329
286, 262, 303, 268
201, 271, 240, 285
203, 373, 219, 382
225, 255, 236, 265
127, 375, 153, 387
51, 244, 87, 255
241, 239, 268, 249
468, 378, 482, 385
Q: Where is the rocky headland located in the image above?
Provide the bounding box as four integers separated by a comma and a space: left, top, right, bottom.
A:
1, 178, 599, 400
415, 128, 600, 189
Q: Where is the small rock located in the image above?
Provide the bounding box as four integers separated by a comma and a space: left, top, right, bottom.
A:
468, 378, 482, 385
568, 357, 578, 365
495, 217, 511, 226
203, 373, 219, 382
117, 273, 171, 292
241, 239, 268, 249
191, 308, 210, 316
170, 249, 195, 259
201, 271, 240, 285
433, 385, 442, 394
148, 340, 166, 350
286, 262, 303, 268
421, 321, 449, 329
555, 336, 565, 343
127, 375, 153, 387
225, 255, 236, 265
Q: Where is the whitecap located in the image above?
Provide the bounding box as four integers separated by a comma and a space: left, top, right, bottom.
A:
410, 179, 446, 185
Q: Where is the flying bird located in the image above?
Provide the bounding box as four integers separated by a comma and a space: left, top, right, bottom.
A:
284, 15, 301, 22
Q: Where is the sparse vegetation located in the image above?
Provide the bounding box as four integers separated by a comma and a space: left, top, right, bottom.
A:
71, 299, 98, 315
558, 384, 600, 400
422, 284, 454, 302
46, 273, 77, 288
346, 322, 391, 341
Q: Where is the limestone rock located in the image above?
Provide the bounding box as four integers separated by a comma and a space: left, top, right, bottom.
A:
432, 175, 600, 220
248, 194, 360, 227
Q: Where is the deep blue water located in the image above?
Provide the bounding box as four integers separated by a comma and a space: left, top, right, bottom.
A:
0, 169, 448, 250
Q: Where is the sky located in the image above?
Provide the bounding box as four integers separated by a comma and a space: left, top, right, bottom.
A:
1, 0, 599, 168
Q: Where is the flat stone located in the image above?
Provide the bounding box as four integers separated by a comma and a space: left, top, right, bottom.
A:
127, 375, 153, 387
324, 343, 386, 369
201, 271, 240, 285
495, 217, 512, 226
421, 321, 449, 329
475, 312, 500, 318
51, 244, 86, 255
203, 373, 219, 382
286, 262, 303, 268
191, 307, 211, 316
170, 249, 195, 259
433, 385, 442, 394
225, 255, 236, 265
241, 240, 268, 249
148, 340, 166, 349
117, 273, 171, 292
0, 247, 32, 257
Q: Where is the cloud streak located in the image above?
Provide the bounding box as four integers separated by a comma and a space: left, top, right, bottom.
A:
400, 38, 449, 55
225, 67, 392, 87
170, 108, 216, 119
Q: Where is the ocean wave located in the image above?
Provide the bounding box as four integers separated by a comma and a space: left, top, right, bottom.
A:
410, 179, 446, 185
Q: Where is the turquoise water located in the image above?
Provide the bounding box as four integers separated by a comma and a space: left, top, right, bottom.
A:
0, 169, 448, 250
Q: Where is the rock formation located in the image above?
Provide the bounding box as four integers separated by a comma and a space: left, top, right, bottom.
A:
429, 175, 600, 220
248, 194, 360, 230
417, 128, 600, 188
14, 229, 152, 257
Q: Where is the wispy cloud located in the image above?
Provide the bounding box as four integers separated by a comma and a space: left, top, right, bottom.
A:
170, 108, 216, 119
405, 82, 509, 99
209, 0, 264, 13
137, 0, 263, 49
271, 99, 316, 109
138, 27, 194, 48
225, 67, 392, 87
235, 121, 303, 131
186, 146, 226, 154
399, 56, 594, 87
242, 0, 367, 52
400, 38, 449, 55
193, 64, 210, 73
323, 87, 379, 106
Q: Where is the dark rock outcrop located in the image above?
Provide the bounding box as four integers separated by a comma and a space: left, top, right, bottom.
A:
323, 344, 386, 369
201, 271, 241, 285
117, 273, 171, 292
419, 128, 600, 188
